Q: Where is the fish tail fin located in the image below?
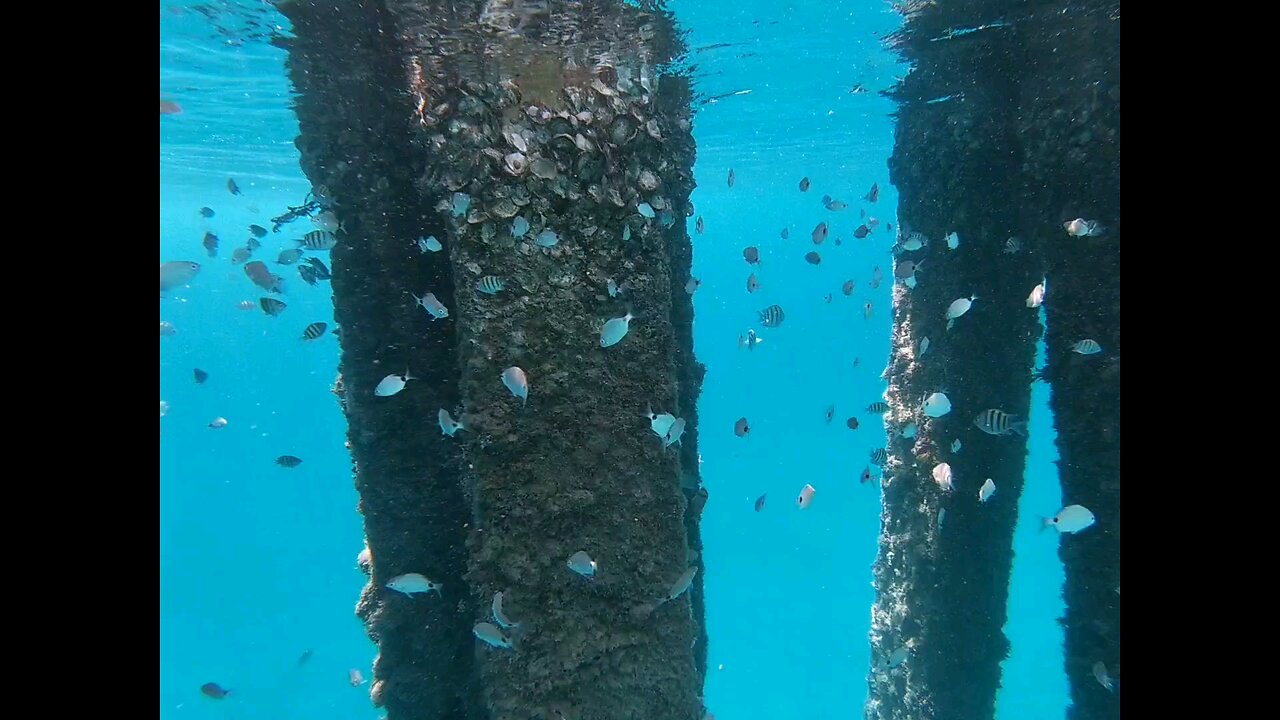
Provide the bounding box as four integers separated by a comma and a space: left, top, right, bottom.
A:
404, 368, 414, 381
1011, 420, 1028, 437
1040, 517, 1054, 533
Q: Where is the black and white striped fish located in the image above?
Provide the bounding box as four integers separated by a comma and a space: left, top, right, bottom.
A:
870, 448, 888, 466
260, 297, 287, 316
475, 276, 505, 294
298, 230, 337, 251
305, 256, 331, 280
302, 322, 328, 340
1071, 339, 1102, 355
758, 304, 785, 328
297, 264, 319, 286
973, 409, 1027, 437
866, 401, 889, 414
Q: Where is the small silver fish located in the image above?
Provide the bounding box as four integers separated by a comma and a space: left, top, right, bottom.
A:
882, 645, 909, 671
664, 417, 687, 447
951, 439, 962, 453
1072, 339, 1102, 355
663, 566, 698, 602
208, 416, 228, 429
313, 210, 341, 232
1042, 504, 1095, 533
979, 478, 996, 503
511, 216, 530, 237
900, 422, 917, 439
932, 463, 953, 491
685, 277, 700, 294
160, 261, 201, 292
439, 408, 464, 436
385, 572, 442, 597
821, 195, 848, 211
1064, 218, 1104, 237
450, 192, 471, 217
921, 392, 951, 418
1027, 279, 1047, 308
737, 329, 763, 351
501, 366, 529, 405
567, 550, 597, 577
600, 312, 635, 347
415, 292, 449, 320
945, 232, 960, 250
644, 407, 677, 438
160, 321, 176, 336
492, 591, 520, 629
727, 168, 735, 187
374, 370, 414, 397
797, 483, 816, 509
1092, 661, 1115, 692
535, 229, 560, 247
417, 235, 442, 253
476, 276, 505, 294
607, 278, 620, 297
473, 622, 513, 649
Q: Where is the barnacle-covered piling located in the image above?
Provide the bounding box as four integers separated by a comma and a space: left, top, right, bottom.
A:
872, 2, 1120, 719
870, 4, 1046, 720
1018, 6, 1121, 720
279, 2, 475, 718
280, 1, 705, 719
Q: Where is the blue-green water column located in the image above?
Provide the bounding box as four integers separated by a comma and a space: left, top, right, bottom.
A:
279, 2, 707, 719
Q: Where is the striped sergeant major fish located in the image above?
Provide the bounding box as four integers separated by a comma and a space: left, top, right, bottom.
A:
973, 409, 1027, 437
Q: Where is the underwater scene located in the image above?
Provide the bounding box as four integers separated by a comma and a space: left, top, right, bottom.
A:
160, 1, 1120, 719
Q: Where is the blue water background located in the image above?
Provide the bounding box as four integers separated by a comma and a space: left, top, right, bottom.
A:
160, 1, 1069, 717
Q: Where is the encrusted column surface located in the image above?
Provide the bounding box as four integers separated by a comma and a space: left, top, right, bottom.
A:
280, 1, 477, 717
870, 2, 1119, 719
1017, 4, 1121, 718
280, 2, 706, 719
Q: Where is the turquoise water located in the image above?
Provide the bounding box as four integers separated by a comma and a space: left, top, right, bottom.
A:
160, 2, 1073, 717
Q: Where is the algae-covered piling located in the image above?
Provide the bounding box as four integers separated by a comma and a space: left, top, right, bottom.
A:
1018, 5, 1121, 719
280, 1, 705, 718
872, 2, 1120, 718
